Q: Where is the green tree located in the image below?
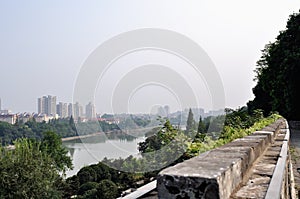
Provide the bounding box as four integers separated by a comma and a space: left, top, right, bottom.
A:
0, 139, 62, 198
78, 188, 98, 199
196, 116, 206, 141
90, 163, 111, 182
186, 108, 196, 137
138, 120, 178, 154
78, 182, 99, 195
248, 10, 300, 120
69, 115, 77, 134
135, 120, 189, 171
96, 180, 118, 199
197, 116, 206, 134
63, 175, 80, 198
41, 131, 73, 174
77, 166, 98, 184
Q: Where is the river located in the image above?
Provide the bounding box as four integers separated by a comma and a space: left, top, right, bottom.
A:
62, 134, 145, 177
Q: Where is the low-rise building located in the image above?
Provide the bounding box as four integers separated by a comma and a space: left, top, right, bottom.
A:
17, 112, 33, 123
32, 113, 50, 123
0, 114, 17, 124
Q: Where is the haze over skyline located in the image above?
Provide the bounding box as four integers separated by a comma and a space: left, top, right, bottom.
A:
0, 1, 299, 113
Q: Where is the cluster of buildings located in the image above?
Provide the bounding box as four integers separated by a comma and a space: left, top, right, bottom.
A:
0, 96, 225, 126
0, 96, 97, 125
37, 95, 96, 120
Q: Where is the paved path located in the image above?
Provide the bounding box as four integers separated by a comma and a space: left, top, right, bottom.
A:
289, 129, 300, 197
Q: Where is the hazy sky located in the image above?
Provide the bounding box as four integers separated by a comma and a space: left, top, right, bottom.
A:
0, 1, 299, 113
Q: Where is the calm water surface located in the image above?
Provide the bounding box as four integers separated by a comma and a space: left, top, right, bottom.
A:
63, 134, 145, 177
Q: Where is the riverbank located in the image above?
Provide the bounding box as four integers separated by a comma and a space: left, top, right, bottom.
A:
61, 132, 105, 142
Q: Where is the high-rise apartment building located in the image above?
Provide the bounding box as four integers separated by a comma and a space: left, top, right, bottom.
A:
73, 102, 83, 119
47, 95, 56, 116
62, 102, 68, 118
86, 102, 96, 120
67, 102, 83, 119
37, 95, 57, 116
37, 96, 47, 114
57, 102, 68, 118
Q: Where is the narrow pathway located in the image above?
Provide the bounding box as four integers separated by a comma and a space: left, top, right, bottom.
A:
289, 127, 300, 197
231, 125, 287, 198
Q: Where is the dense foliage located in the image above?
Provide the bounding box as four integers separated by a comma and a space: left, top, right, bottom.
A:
63, 162, 139, 198
248, 10, 300, 120
0, 132, 72, 198
186, 109, 280, 157
0, 117, 120, 146
41, 131, 73, 173
0, 118, 76, 145
138, 120, 182, 154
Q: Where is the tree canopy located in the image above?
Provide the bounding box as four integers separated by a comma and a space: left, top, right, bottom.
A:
248, 10, 300, 120
0, 117, 120, 146
41, 131, 73, 173
0, 138, 67, 198
0, 132, 73, 198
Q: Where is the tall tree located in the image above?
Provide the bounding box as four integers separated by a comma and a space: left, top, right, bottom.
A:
195, 116, 207, 142
197, 116, 206, 134
186, 108, 196, 134
248, 10, 300, 120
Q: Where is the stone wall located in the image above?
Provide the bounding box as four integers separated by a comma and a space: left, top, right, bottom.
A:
157, 119, 286, 199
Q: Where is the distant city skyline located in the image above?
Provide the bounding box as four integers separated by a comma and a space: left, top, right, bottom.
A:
0, 94, 225, 117
37, 95, 97, 119
1, 1, 299, 113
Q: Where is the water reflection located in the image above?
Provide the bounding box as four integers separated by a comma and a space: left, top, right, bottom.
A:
63, 134, 145, 177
